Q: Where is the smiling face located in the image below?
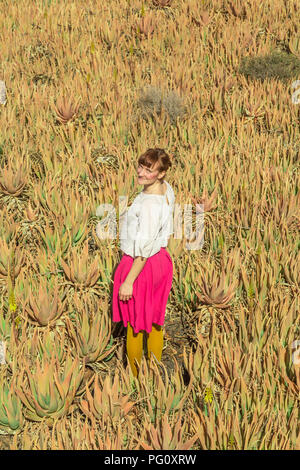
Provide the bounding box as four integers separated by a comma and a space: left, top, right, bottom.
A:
137, 161, 165, 184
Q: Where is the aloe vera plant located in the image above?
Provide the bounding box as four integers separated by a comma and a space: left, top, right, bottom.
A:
79, 371, 135, 429
281, 250, 300, 288
65, 300, 117, 365
20, 326, 67, 364
196, 269, 238, 309
15, 350, 85, 421
0, 238, 25, 280
137, 358, 194, 423
0, 311, 12, 342
21, 276, 68, 327
34, 220, 71, 261
0, 158, 29, 196
138, 410, 198, 450
0, 377, 24, 433
60, 242, 101, 288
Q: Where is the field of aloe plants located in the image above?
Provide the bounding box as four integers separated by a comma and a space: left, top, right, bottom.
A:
0, 0, 299, 450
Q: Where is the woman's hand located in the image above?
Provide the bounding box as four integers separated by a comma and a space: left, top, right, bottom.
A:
119, 281, 133, 301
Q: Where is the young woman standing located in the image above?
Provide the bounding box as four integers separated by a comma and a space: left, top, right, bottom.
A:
112, 148, 175, 378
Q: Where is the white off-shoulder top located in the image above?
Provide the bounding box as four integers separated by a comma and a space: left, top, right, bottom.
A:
119, 180, 175, 259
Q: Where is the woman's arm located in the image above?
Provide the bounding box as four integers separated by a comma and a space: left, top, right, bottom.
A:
124, 256, 147, 286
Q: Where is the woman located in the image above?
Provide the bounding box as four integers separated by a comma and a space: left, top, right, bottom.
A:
112, 148, 175, 378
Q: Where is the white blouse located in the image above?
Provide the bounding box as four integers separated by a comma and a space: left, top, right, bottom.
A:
119, 180, 175, 259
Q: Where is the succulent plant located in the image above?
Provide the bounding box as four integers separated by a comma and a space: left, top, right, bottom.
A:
65, 299, 117, 365
136, 358, 194, 423
226, 0, 247, 19
138, 410, 198, 450
53, 95, 81, 124
281, 250, 300, 288
152, 0, 174, 7
21, 277, 68, 327
60, 242, 101, 288
33, 220, 72, 262
136, 13, 156, 38
196, 270, 238, 309
288, 37, 300, 59
15, 350, 85, 421
20, 327, 68, 365
190, 187, 218, 213
0, 158, 29, 196
0, 238, 25, 281
24, 200, 40, 223
79, 371, 135, 429
0, 311, 12, 342
0, 376, 24, 433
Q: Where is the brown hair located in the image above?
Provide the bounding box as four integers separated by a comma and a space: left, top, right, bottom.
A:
137, 148, 172, 181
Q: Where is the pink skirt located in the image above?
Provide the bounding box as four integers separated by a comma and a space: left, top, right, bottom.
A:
112, 247, 173, 334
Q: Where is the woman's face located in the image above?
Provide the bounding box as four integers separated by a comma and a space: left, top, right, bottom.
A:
137, 162, 162, 183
